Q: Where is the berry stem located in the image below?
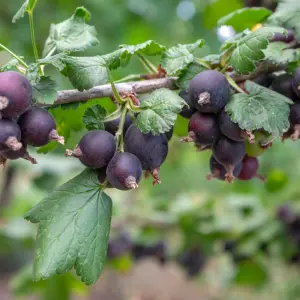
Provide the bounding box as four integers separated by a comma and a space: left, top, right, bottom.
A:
137, 54, 157, 73
225, 74, 246, 94
115, 74, 143, 83
194, 58, 211, 69
0, 43, 28, 68
106, 67, 124, 104
116, 105, 128, 152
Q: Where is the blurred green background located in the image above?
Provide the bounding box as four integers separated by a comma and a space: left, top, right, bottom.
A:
2, 0, 300, 299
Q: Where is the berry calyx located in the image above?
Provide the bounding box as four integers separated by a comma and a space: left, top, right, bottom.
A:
66, 130, 116, 169
180, 112, 220, 145
106, 152, 142, 190
219, 109, 255, 143
18, 108, 64, 147
2, 146, 37, 164
189, 70, 230, 114
0, 119, 22, 152
212, 136, 245, 183
238, 156, 265, 182
0, 71, 32, 119
124, 125, 168, 184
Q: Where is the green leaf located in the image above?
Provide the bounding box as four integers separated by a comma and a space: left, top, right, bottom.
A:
25, 169, 112, 285
202, 54, 221, 66
161, 40, 205, 75
0, 58, 20, 71
222, 26, 287, 74
136, 88, 186, 135
177, 62, 206, 91
25, 63, 40, 84
12, 0, 37, 23
39, 52, 68, 71
43, 7, 99, 56
62, 56, 108, 91
234, 260, 268, 287
120, 40, 166, 56
33, 76, 58, 105
225, 80, 292, 136
218, 7, 272, 32
263, 42, 300, 65
102, 49, 131, 70
83, 105, 106, 130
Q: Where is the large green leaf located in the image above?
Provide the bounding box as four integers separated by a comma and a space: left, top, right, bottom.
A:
221, 26, 287, 74
161, 40, 205, 75
120, 40, 166, 56
25, 169, 112, 285
83, 105, 106, 130
225, 81, 292, 136
39, 52, 68, 71
136, 88, 186, 135
218, 7, 272, 32
32, 76, 58, 105
42, 7, 99, 56
12, 0, 37, 23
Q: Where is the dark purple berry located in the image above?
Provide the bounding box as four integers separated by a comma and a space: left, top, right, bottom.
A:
18, 108, 64, 147
219, 110, 254, 143
181, 112, 220, 145
165, 127, 174, 141
0, 71, 32, 119
271, 29, 294, 43
212, 136, 245, 182
65, 130, 116, 169
189, 70, 230, 114
124, 125, 168, 185
106, 152, 142, 190
271, 74, 298, 101
252, 73, 273, 87
179, 90, 196, 119
289, 103, 300, 141
238, 156, 265, 182
0, 119, 22, 152
104, 114, 132, 136
2, 145, 37, 164
292, 67, 300, 99
208, 155, 242, 181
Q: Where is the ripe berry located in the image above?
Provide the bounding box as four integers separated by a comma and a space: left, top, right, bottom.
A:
179, 90, 196, 119
165, 127, 174, 141
65, 130, 116, 169
212, 136, 245, 182
271, 29, 294, 43
252, 73, 273, 87
288, 103, 300, 141
208, 155, 242, 181
106, 152, 142, 190
2, 145, 37, 164
219, 110, 254, 143
181, 112, 220, 145
238, 155, 265, 182
104, 114, 132, 136
292, 67, 300, 99
189, 70, 230, 114
18, 108, 64, 147
0, 71, 32, 119
0, 119, 22, 152
271, 74, 298, 101
124, 124, 168, 184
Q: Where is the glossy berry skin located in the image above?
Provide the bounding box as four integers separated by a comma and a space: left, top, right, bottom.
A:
189, 70, 230, 114
68, 130, 116, 169
271, 29, 294, 43
0, 119, 22, 152
238, 156, 259, 181
106, 152, 142, 190
219, 110, 245, 141
209, 156, 242, 181
253, 73, 273, 87
292, 67, 300, 99
271, 74, 298, 101
104, 115, 132, 136
18, 108, 62, 147
179, 90, 196, 119
0, 71, 32, 119
124, 125, 168, 171
187, 112, 220, 145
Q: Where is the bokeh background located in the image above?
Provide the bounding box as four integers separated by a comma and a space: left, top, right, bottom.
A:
1, 0, 300, 299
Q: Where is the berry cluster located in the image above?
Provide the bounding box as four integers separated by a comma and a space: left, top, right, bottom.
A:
179, 64, 300, 183
0, 71, 64, 165
66, 115, 171, 189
